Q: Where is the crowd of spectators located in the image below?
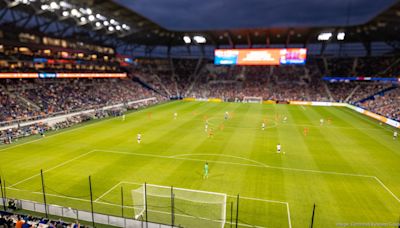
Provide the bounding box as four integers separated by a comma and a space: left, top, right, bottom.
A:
0, 212, 84, 228
0, 77, 163, 123
358, 87, 400, 121
0, 56, 399, 133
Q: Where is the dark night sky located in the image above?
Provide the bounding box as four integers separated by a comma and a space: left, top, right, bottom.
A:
114, 0, 396, 31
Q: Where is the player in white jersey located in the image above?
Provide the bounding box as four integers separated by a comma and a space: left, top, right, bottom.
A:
394, 131, 398, 140
205, 122, 209, 132
277, 143, 281, 154
283, 116, 287, 123
262, 122, 266, 130
320, 118, 324, 125
137, 133, 141, 144
174, 112, 178, 119
122, 114, 126, 121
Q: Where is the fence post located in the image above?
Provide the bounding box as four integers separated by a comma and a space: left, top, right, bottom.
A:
121, 186, 124, 218
3, 179, 6, 208
171, 186, 174, 227
144, 182, 148, 224
230, 201, 233, 228
89, 176, 95, 228
310, 203, 316, 228
0, 177, 6, 211
40, 170, 48, 217
235, 194, 239, 228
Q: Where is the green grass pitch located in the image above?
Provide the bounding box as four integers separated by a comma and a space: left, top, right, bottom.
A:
1, 101, 399, 227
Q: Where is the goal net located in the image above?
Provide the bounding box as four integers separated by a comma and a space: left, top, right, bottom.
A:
243, 96, 263, 103
132, 184, 227, 228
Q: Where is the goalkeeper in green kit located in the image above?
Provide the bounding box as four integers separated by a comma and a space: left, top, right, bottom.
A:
203, 162, 209, 179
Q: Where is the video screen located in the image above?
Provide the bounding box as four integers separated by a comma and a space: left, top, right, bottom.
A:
214, 48, 307, 65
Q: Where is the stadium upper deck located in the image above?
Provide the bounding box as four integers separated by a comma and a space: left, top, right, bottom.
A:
0, 0, 400, 56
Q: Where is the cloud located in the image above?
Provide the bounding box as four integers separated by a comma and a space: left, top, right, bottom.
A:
115, 0, 396, 30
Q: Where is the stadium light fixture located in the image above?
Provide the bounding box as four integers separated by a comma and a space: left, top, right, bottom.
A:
193, 35, 206, 43
103, 21, 110, 26
116, 25, 121, 30
108, 26, 114, 32
59, 1, 71, 8
318, 32, 332, 41
41, 4, 50, 10
183, 36, 191, 44
80, 17, 86, 22
337, 32, 345, 40
122, 24, 130, 30
110, 19, 118, 25
62, 11, 69, 17
88, 15, 95, 21
95, 22, 102, 27
50, 2, 59, 9
86, 8, 92, 15
71, 9, 79, 16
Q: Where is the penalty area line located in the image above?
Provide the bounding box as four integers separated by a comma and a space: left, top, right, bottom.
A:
94, 149, 400, 206
96, 180, 291, 228
9, 150, 96, 188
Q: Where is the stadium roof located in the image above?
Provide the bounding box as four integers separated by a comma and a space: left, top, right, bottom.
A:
1, 0, 400, 55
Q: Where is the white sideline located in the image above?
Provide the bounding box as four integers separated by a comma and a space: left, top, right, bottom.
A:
0, 98, 161, 154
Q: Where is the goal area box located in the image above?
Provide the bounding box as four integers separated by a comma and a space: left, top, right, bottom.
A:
132, 183, 227, 228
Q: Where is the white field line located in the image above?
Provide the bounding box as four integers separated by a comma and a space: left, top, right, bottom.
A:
96, 181, 288, 228
0, 102, 162, 153
373, 177, 400, 203
94, 181, 122, 202
0, 138, 44, 153
94, 149, 400, 204
171, 153, 269, 168
300, 106, 306, 110
8, 148, 400, 227
96, 149, 374, 178
7, 187, 261, 228
120, 181, 288, 205
9, 150, 95, 188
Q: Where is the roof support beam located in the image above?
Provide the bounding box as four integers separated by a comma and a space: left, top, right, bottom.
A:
285, 29, 291, 48
265, 31, 270, 47
226, 32, 235, 48
246, 33, 252, 48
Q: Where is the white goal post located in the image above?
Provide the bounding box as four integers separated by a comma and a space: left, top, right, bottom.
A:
132, 183, 227, 228
243, 96, 263, 103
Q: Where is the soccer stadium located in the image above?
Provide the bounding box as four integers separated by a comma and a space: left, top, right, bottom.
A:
0, 0, 400, 227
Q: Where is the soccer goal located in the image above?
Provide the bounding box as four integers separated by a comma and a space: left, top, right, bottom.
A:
132, 183, 227, 228
243, 96, 263, 103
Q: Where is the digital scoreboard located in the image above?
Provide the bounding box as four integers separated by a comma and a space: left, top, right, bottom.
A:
214, 48, 307, 65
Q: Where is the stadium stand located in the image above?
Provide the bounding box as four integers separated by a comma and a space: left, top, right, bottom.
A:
0, 211, 85, 228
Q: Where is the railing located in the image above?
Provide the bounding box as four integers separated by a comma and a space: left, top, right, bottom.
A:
0, 198, 175, 228
0, 97, 158, 131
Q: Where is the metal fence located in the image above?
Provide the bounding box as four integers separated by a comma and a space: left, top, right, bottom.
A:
0, 197, 176, 228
